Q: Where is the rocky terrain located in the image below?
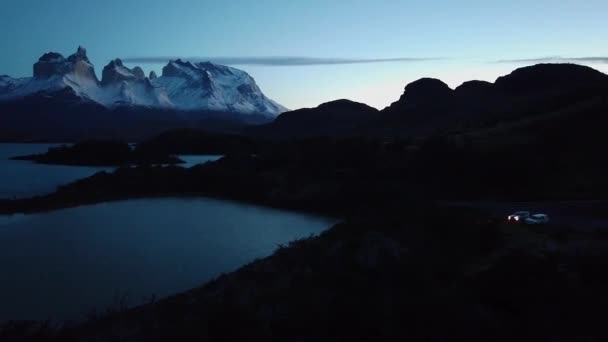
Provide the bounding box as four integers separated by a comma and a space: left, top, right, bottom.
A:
0, 47, 286, 141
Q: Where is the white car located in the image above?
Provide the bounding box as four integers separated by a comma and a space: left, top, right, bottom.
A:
508, 211, 530, 222
524, 214, 550, 225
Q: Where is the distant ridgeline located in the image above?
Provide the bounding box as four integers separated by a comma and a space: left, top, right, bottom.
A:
247, 63, 608, 141
2, 48, 607, 145
0, 46, 286, 142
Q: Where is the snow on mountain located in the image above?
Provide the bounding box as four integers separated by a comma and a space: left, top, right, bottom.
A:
154, 59, 287, 114
102, 59, 146, 85
0, 47, 287, 117
97, 58, 172, 107
0, 75, 31, 94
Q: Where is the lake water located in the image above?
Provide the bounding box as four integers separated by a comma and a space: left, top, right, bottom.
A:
179, 154, 223, 166
0, 144, 222, 198
0, 198, 334, 321
0, 144, 110, 198
0, 144, 334, 321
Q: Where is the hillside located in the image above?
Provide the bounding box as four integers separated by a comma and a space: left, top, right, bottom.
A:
247, 63, 608, 141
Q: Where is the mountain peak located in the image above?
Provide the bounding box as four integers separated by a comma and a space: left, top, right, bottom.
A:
156, 58, 286, 115
101, 59, 146, 85
107, 58, 124, 68
495, 63, 608, 94
196, 61, 235, 76
404, 78, 451, 93
33, 51, 67, 78
454, 80, 495, 96
387, 78, 453, 111
248, 99, 377, 140
131, 66, 145, 80
38, 52, 65, 63
69, 46, 89, 63
162, 59, 206, 80
317, 99, 377, 111
33, 46, 96, 80
6, 48, 286, 117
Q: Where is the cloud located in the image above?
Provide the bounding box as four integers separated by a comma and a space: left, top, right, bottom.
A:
122, 56, 442, 66
496, 56, 608, 64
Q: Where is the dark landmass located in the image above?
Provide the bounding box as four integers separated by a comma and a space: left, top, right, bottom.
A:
5, 107, 605, 215
2, 63, 608, 340
11, 141, 183, 166
245, 99, 379, 140
0, 91, 271, 143
134, 129, 263, 156
247, 63, 608, 140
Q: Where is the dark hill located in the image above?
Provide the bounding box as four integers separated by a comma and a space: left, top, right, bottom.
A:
246, 64, 608, 141
134, 129, 262, 156
386, 78, 454, 111
370, 63, 608, 138
494, 63, 608, 94
245, 99, 379, 140
454, 80, 495, 96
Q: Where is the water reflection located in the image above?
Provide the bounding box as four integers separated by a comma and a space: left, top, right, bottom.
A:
0, 197, 335, 321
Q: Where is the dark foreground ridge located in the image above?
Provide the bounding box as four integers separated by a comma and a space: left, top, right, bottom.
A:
1, 133, 608, 339
3, 206, 608, 340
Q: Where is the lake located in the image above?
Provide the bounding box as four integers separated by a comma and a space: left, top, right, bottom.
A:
0, 198, 334, 321
0, 143, 222, 198
0, 144, 110, 198
0, 144, 333, 321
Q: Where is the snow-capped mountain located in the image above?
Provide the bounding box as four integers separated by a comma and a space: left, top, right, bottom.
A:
0, 47, 287, 117
155, 59, 286, 114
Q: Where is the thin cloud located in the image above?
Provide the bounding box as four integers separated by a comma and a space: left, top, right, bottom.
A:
122, 56, 443, 66
496, 56, 608, 64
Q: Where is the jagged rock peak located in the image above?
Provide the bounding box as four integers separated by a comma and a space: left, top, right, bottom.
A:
38, 52, 65, 63
101, 58, 145, 85
132, 66, 145, 80
34, 51, 68, 78
196, 61, 234, 75
33, 46, 96, 80
106, 58, 125, 68
68, 46, 90, 63
162, 59, 196, 76
13, 50, 286, 115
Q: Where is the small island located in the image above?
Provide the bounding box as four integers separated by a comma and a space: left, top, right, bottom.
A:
11, 140, 184, 167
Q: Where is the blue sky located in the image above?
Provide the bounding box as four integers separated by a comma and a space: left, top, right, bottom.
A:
1, 0, 607, 109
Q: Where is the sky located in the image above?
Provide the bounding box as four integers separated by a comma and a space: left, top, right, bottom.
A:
1, 0, 607, 110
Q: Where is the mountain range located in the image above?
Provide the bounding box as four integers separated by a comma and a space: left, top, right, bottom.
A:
2, 48, 607, 143
0, 47, 286, 141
